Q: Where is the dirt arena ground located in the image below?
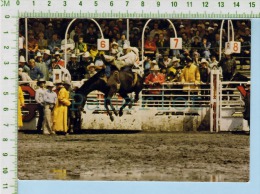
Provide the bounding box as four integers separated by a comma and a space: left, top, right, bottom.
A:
18, 131, 249, 182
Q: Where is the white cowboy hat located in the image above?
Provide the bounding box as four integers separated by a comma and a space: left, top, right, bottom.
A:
70, 53, 77, 58
213, 23, 218, 27
172, 57, 180, 63
44, 49, 51, 55
87, 63, 96, 70
46, 81, 55, 87
207, 27, 214, 31
36, 52, 42, 57
151, 60, 157, 64
200, 58, 209, 65
82, 51, 90, 58
54, 51, 62, 56
179, 24, 185, 28
151, 65, 160, 71
123, 43, 130, 49
225, 49, 232, 55
72, 82, 81, 89
111, 42, 118, 46
63, 80, 71, 86
19, 56, 26, 63
48, 23, 53, 27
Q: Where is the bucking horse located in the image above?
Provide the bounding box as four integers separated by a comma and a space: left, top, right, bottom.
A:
71, 55, 144, 131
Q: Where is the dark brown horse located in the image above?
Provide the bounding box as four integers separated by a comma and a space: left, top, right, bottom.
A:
72, 66, 144, 125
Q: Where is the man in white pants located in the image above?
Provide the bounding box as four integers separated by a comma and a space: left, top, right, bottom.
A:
43, 82, 57, 135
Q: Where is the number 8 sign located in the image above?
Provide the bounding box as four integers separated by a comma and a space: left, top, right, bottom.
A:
225, 41, 241, 54
170, 38, 182, 50
97, 39, 109, 50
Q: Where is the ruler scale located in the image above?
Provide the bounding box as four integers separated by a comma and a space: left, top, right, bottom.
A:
0, 0, 259, 194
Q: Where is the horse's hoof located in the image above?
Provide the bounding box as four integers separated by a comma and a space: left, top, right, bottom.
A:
119, 110, 123, 117
114, 111, 118, 116
110, 115, 114, 121
128, 104, 133, 109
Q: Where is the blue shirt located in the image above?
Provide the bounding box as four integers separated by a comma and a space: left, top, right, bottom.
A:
44, 90, 57, 104
29, 66, 44, 80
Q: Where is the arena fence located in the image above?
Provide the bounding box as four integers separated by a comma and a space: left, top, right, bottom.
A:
19, 70, 250, 132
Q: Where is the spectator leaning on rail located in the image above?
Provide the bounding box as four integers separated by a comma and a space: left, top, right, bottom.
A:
67, 54, 81, 81
28, 59, 44, 81
35, 79, 46, 133
53, 81, 71, 136
42, 81, 57, 135
35, 52, 49, 81
18, 68, 32, 82
199, 59, 211, 101
180, 56, 201, 95
145, 65, 165, 105
19, 55, 31, 75
218, 50, 236, 81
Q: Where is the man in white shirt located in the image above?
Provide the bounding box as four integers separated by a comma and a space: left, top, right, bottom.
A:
114, 44, 137, 71
43, 82, 57, 135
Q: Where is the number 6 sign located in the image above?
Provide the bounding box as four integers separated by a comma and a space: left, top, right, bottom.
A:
170, 38, 182, 49
97, 39, 109, 50
225, 41, 241, 54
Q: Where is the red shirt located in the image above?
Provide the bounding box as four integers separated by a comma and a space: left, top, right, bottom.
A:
145, 73, 165, 94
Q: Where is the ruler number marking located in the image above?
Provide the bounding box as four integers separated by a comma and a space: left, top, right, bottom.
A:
249, 2, 255, 7
48, 1, 51, 6
79, 1, 82, 6
32, 0, 35, 6
3, 167, 8, 174
171, 1, 178, 7
233, 2, 240, 7
218, 2, 224, 7
157, 1, 160, 7
141, 1, 144, 7
3, 138, 8, 141
202, 1, 208, 7
187, 1, 192, 7
3, 183, 8, 189
110, 1, 113, 6
3, 153, 8, 156
94, 1, 98, 6
126, 1, 129, 6
63, 1, 67, 6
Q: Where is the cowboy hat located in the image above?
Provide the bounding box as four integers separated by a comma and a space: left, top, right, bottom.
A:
70, 53, 77, 58
18, 67, 23, 72
225, 49, 232, 55
200, 58, 209, 65
111, 41, 118, 46
151, 65, 160, 71
123, 43, 130, 49
87, 63, 96, 70
35, 52, 42, 58
63, 80, 71, 86
46, 81, 55, 87
37, 78, 46, 85
19, 56, 26, 63
54, 51, 62, 56
44, 49, 51, 55
172, 57, 180, 63
82, 51, 90, 58
207, 27, 214, 31
151, 60, 157, 64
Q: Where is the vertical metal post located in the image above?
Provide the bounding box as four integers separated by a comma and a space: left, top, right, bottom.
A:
25, 18, 28, 62
126, 19, 129, 41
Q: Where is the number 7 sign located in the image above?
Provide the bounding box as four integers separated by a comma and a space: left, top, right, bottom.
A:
97, 39, 109, 50
170, 38, 182, 50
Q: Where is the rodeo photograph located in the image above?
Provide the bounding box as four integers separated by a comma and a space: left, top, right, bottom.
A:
18, 18, 250, 181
